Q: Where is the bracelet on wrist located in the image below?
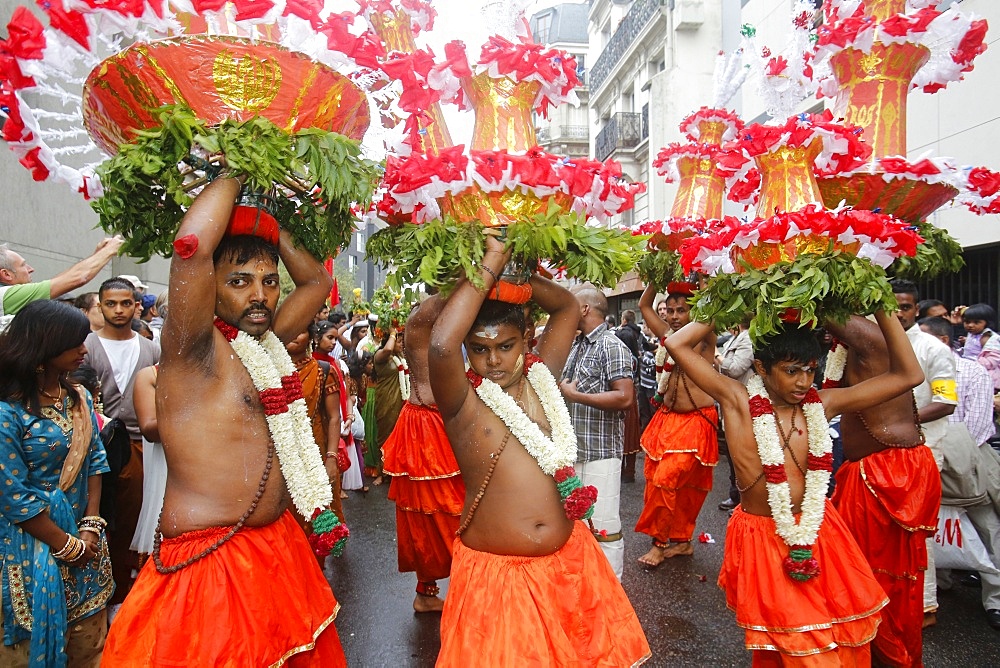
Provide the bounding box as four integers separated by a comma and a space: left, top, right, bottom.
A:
52, 534, 86, 562
481, 264, 500, 284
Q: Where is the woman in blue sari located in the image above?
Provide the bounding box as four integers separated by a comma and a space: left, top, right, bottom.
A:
0, 300, 113, 667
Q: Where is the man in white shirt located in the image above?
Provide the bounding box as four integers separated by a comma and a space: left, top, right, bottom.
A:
84, 276, 160, 615
891, 279, 957, 627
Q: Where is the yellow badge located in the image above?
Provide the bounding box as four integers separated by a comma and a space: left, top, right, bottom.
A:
930, 379, 958, 403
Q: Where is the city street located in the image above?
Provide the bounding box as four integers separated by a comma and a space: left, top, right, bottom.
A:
327, 457, 1000, 666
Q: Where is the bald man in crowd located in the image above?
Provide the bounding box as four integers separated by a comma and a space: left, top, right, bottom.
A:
560, 285, 635, 579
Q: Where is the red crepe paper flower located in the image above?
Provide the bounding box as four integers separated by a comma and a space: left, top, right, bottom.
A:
766, 55, 788, 77
231, 0, 276, 22
955, 19, 988, 70
172, 233, 199, 259
283, 0, 324, 25
802, 387, 821, 405
35, 0, 91, 50
968, 167, 1000, 198
4, 7, 46, 61
19, 146, 49, 181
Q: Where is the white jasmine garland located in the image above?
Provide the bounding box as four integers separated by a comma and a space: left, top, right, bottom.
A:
392, 354, 411, 401
746, 375, 832, 548
229, 330, 333, 518
474, 360, 577, 475
824, 341, 847, 385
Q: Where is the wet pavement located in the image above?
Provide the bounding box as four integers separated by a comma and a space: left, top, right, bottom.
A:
326, 457, 1000, 666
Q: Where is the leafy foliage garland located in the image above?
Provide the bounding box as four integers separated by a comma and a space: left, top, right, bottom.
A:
889, 221, 965, 281
690, 250, 899, 343
637, 249, 685, 289
367, 202, 646, 292
92, 105, 382, 261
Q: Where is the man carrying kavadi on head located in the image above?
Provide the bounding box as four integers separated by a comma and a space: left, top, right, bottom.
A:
428, 234, 650, 666
666, 309, 924, 665
104, 175, 348, 666
635, 281, 718, 565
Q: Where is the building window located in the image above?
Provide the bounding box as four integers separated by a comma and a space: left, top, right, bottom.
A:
348, 255, 357, 272
356, 232, 364, 253
576, 54, 586, 85
535, 12, 552, 44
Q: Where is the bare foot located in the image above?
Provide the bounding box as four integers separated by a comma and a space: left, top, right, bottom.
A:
339, 491, 349, 499
372, 475, 384, 486
637, 545, 667, 567
413, 594, 445, 613
663, 541, 694, 558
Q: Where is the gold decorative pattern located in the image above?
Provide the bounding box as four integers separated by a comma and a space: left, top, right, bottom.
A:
134, 44, 187, 105
754, 140, 824, 217
467, 73, 539, 152
213, 50, 282, 112
7, 564, 32, 631
285, 63, 321, 132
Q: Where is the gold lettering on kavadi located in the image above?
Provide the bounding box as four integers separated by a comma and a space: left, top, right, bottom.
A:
213, 50, 281, 112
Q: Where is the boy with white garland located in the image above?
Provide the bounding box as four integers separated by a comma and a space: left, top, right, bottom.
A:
428, 235, 650, 666
665, 311, 924, 664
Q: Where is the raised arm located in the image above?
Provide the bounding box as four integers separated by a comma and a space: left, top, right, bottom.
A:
639, 284, 667, 339
823, 315, 885, 378
665, 321, 743, 411
272, 229, 333, 343
429, 237, 510, 419
48, 236, 125, 299
374, 330, 397, 364
162, 176, 242, 361
133, 365, 159, 442
530, 275, 578, 376
820, 310, 924, 418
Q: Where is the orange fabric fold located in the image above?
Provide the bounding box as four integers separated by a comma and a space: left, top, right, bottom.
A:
103, 511, 345, 668
832, 446, 940, 668
636, 407, 718, 542
437, 522, 651, 667
383, 402, 461, 480
719, 502, 887, 660
640, 405, 718, 464
383, 403, 466, 580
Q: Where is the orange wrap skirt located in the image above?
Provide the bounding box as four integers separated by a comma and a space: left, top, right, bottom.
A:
719, 501, 888, 660
636, 406, 718, 543
832, 445, 940, 667
383, 402, 465, 581
437, 521, 651, 667
103, 510, 345, 667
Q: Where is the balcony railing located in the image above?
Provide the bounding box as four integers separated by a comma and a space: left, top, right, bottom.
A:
590, 0, 663, 94
537, 125, 590, 143
595, 112, 642, 162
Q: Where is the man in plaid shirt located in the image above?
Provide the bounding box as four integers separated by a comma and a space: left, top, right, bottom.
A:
560, 286, 635, 580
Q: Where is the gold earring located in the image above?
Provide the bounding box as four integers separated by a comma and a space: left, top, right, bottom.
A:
35, 365, 44, 374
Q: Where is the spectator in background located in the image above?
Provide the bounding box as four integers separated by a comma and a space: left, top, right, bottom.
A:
149, 292, 167, 337
920, 315, 1000, 631
75, 291, 105, 332
0, 237, 123, 324
117, 274, 147, 296
918, 299, 948, 320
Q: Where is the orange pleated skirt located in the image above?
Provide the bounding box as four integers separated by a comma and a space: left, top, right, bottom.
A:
437, 521, 651, 667
636, 407, 718, 542
719, 501, 888, 659
832, 445, 940, 667
103, 511, 345, 667
383, 402, 465, 580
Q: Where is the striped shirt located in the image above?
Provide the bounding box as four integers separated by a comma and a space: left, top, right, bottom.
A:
562, 323, 634, 462
950, 352, 996, 446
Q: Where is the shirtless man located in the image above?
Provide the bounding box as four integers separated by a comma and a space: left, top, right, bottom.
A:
667, 312, 924, 663
635, 282, 718, 565
382, 294, 466, 613
825, 316, 943, 666
429, 236, 650, 666
103, 176, 346, 666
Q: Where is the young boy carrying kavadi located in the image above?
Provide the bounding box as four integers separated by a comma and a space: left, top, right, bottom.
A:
665, 311, 924, 665
428, 235, 650, 666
